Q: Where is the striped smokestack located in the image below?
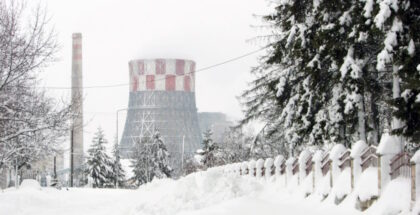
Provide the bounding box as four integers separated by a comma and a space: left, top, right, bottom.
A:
71, 33, 84, 185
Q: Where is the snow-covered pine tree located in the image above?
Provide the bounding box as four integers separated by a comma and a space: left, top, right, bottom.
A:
131, 138, 152, 186
85, 127, 114, 188
241, 0, 420, 154
130, 132, 172, 186
373, 0, 420, 150
316, 0, 383, 147
149, 131, 172, 179
111, 137, 126, 188
201, 129, 222, 168
240, 0, 336, 153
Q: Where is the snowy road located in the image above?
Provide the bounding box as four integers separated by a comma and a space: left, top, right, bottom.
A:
0, 167, 365, 215
0, 184, 359, 215
0, 187, 140, 215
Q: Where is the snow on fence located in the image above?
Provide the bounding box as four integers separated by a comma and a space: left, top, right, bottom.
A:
361, 146, 378, 172
390, 152, 412, 180
338, 150, 351, 171
292, 159, 299, 176
321, 152, 331, 176
224, 133, 419, 210
264, 158, 274, 177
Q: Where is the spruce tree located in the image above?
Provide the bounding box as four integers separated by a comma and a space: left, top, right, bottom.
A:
85, 127, 114, 188
131, 138, 151, 186
201, 129, 220, 168
111, 137, 126, 188
374, 0, 420, 150
130, 132, 172, 186
240, 0, 419, 154
149, 132, 172, 178
240, 0, 337, 153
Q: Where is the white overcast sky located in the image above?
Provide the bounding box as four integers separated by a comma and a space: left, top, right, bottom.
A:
35, 0, 272, 150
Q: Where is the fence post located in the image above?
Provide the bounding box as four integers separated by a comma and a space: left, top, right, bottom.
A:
256, 159, 264, 178
351, 158, 354, 190
378, 155, 381, 195
312, 163, 315, 191
264, 158, 274, 179
330, 163, 333, 188
284, 159, 287, 187
412, 162, 416, 203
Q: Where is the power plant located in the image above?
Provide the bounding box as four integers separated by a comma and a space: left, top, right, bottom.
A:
119, 59, 202, 174
71, 33, 84, 185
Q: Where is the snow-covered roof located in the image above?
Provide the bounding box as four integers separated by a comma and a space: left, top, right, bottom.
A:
411, 150, 420, 163
350, 140, 368, 158
329, 144, 346, 161
264, 158, 274, 168
377, 133, 402, 155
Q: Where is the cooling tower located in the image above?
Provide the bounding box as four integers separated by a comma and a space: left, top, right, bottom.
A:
71, 33, 84, 185
120, 59, 202, 175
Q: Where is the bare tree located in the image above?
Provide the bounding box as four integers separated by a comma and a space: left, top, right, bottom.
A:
0, 0, 75, 171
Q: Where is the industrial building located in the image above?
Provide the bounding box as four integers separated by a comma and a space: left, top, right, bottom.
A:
197, 112, 233, 143
119, 59, 202, 175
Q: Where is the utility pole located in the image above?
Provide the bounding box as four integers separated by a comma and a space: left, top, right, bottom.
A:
70, 129, 74, 187
146, 143, 150, 183
115, 140, 120, 189
115, 110, 120, 188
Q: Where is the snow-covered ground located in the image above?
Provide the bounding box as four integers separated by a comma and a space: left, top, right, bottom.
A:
0, 167, 414, 215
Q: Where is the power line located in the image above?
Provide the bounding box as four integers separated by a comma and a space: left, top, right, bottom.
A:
42, 46, 268, 90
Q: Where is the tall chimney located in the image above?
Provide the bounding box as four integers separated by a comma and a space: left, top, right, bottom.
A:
71, 33, 84, 186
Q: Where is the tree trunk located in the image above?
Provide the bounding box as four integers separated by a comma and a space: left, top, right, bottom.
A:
392, 65, 402, 129
391, 65, 404, 148
370, 92, 380, 145
357, 93, 367, 142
